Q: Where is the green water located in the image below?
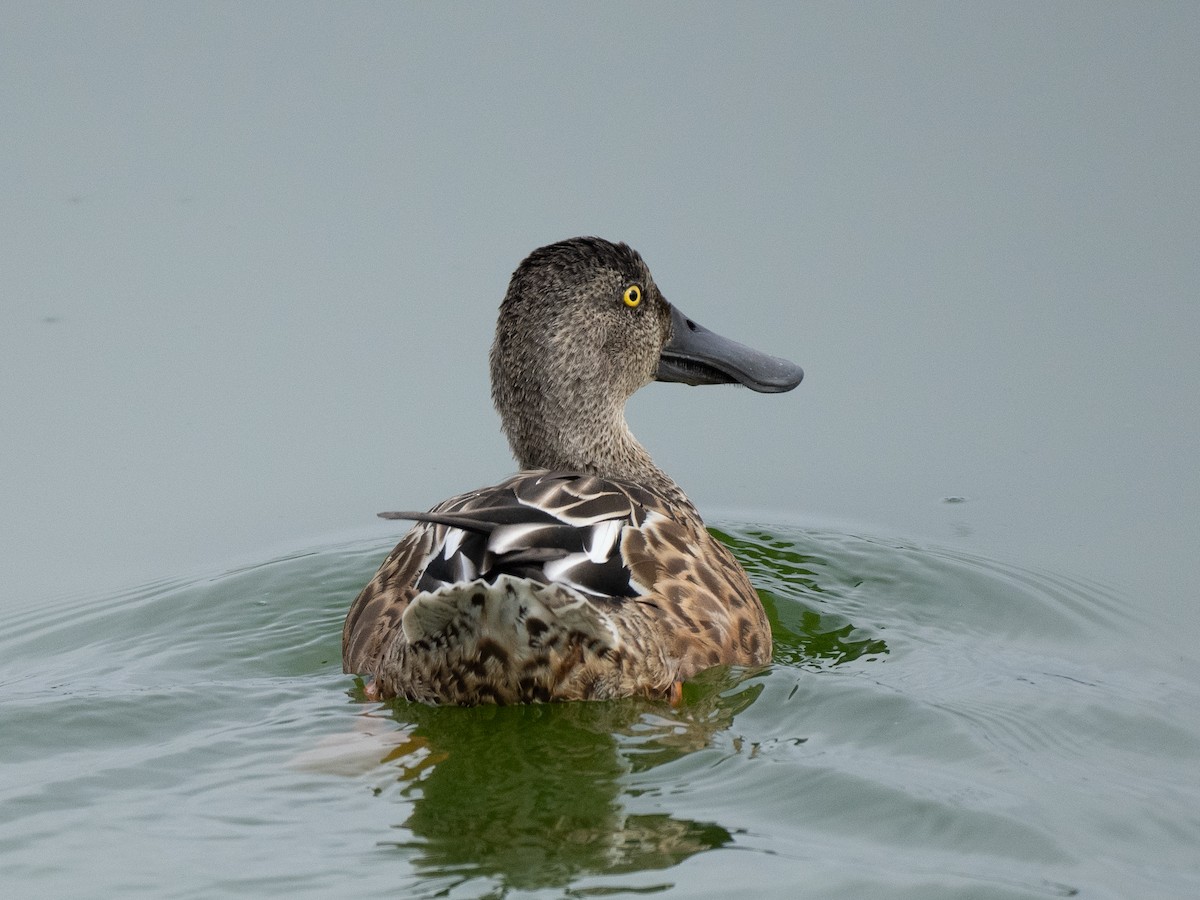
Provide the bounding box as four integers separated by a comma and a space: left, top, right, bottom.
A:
2, 525, 1198, 899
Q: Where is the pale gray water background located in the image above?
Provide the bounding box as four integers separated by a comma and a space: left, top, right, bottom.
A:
2, 4, 1199, 898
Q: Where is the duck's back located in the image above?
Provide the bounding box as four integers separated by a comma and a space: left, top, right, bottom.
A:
341, 470, 771, 704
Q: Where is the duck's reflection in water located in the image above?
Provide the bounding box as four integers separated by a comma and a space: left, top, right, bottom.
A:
361, 672, 761, 892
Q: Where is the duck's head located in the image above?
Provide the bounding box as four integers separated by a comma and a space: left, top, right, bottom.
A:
490, 237, 803, 481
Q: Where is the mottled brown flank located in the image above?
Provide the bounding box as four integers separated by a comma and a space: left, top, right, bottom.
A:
341, 525, 433, 675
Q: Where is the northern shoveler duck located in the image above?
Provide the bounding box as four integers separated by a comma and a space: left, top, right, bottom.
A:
343, 237, 803, 705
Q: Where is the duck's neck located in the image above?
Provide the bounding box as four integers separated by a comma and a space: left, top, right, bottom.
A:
501, 400, 694, 510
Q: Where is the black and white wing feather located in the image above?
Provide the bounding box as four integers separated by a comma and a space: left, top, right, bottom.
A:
385, 470, 655, 600
341, 470, 663, 679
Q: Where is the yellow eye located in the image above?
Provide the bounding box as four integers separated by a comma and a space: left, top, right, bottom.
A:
622, 285, 642, 308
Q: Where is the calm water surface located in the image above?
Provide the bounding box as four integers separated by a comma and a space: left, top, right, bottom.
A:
3, 523, 1196, 899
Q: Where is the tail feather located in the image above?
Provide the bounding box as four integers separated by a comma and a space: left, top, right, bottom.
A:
401, 574, 620, 654
391, 574, 636, 703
